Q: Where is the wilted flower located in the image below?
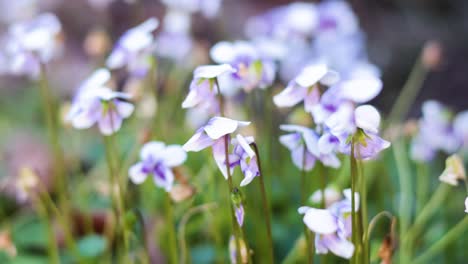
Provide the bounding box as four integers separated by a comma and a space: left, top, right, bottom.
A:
439, 154, 466, 186
4, 13, 62, 78
182, 64, 236, 113
106, 18, 158, 77
274, 63, 339, 112
67, 69, 134, 135
210, 41, 276, 92
229, 235, 249, 264
129, 141, 187, 191
183, 117, 250, 178
298, 189, 358, 259
410, 101, 460, 162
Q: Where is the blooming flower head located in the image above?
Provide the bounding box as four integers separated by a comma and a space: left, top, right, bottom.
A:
410, 101, 461, 162
129, 141, 186, 191
439, 154, 466, 186
182, 64, 236, 113
106, 18, 158, 77
210, 41, 276, 92
298, 189, 358, 259
4, 13, 62, 78
274, 63, 339, 112
183, 117, 250, 178
67, 69, 134, 135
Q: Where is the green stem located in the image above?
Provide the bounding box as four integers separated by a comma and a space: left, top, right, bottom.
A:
362, 211, 393, 249
412, 216, 468, 264
165, 192, 179, 264
387, 56, 427, 124
404, 184, 450, 244
250, 142, 275, 263
301, 147, 313, 264
393, 141, 413, 263
350, 141, 360, 264
34, 194, 59, 264
415, 162, 429, 214
358, 160, 368, 264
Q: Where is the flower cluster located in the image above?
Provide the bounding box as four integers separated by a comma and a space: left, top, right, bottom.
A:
299, 189, 359, 259
1, 13, 63, 79
410, 100, 468, 162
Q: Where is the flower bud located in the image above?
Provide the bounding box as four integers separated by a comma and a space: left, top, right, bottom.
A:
439, 154, 466, 186
422, 40, 442, 70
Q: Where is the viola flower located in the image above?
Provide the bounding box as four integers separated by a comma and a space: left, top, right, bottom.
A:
410, 101, 461, 162
129, 141, 186, 191
67, 69, 134, 135
439, 154, 466, 186
273, 63, 339, 113
161, 0, 223, 19
183, 117, 250, 178
210, 41, 276, 92
106, 18, 158, 77
298, 189, 358, 259
326, 104, 390, 160
182, 64, 236, 113
4, 13, 62, 78
230, 134, 259, 186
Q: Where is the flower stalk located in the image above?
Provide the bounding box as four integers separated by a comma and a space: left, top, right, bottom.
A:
301, 146, 313, 264
165, 192, 179, 264
250, 142, 274, 263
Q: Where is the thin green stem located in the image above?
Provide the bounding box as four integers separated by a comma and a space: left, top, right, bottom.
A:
165, 192, 179, 264
358, 160, 368, 264
251, 142, 274, 263
350, 141, 360, 264
393, 141, 412, 263
301, 146, 313, 264
412, 216, 468, 264
35, 194, 60, 264
363, 211, 393, 249
387, 56, 427, 124
415, 162, 429, 214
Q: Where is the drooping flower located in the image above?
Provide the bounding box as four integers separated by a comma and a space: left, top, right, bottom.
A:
273, 63, 339, 112
129, 141, 186, 191
299, 188, 358, 259
182, 64, 236, 113
106, 18, 158, 77
210, 41, 276, 92
230, 134, 259, 186
67, 69, 134, 135
439, 154, 466, 186
410, 101, 461, 162
183, 117, 250, 178
4, 13, 62, 78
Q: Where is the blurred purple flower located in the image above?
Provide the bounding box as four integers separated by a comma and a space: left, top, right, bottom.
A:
454, 110, 468, 148
129, 141, 186, 191
210, 41, 276, 92
273, 63, 338, 112
234, 203, 244, 227
181, 64, 236, 113
67, 69, 134, 135
161, 0, 223, 19
410, 101, 461, 162
4, 13, 62, 78
183, 117, 250, 178
106, 18, 158, 77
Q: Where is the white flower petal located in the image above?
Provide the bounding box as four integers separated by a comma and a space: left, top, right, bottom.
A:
303, 208, 338, 234
140, 141, 165, 160
340, 76, 382, 103
194, 64, 236, 79
204, 117, 249, 139
162, 145, 187, 167
129, 163, 147, 184
354, 105, 380, 133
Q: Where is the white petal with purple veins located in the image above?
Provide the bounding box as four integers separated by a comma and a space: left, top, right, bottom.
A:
273, 83, 307, 107
183, 130, 214, 152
